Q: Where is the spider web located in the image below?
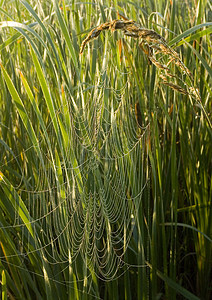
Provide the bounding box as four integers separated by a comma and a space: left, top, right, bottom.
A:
0, 50, 150, 287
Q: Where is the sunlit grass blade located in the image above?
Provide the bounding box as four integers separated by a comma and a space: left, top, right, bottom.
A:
29, 45, 61, 143
52, 0, 79, 74
1, 270, 7, 300
169, 22, 212, 46
177, 26, 212, 46
0, 63, 45, 167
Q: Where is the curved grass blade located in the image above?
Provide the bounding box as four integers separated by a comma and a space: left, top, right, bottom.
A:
169, 22, 212, 46
187, 43, 212, 78
163, 222, 212, 243
176, 26, 212, 46
19, 0, 63, 75
146, 262, 200, 300
0, 21, 53, 68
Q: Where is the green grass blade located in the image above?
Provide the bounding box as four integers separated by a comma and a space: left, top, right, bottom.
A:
29, 45, 61, 141
0, 63, 43, 160
169, 22, 212, 46
187, 43, 212, 78
177, 26, 212, 46
0, 173, 34, 238
146, 262, 200, 300
1, 270, 7, 300
52, 0, 80, 78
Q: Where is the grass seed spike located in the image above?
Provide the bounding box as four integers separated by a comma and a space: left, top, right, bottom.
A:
80, 18, 193, 83
80, 16, 212, 129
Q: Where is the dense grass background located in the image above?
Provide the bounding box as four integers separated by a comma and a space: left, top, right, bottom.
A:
0, 0, 211, 299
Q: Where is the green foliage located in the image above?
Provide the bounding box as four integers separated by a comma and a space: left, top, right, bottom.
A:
0, 0, 211, 299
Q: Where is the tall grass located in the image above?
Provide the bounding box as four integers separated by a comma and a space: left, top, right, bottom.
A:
0, 0, 211, 299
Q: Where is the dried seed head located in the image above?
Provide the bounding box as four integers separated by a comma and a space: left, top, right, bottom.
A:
189, 87, 201, 99
100, 22, 111, 30
159, 74, 168, 81
138, 29, 165, 43
162, 82, 188, 95
149, 57, 170, 70
110, 19, 135, 31
80, 18, 195, 100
